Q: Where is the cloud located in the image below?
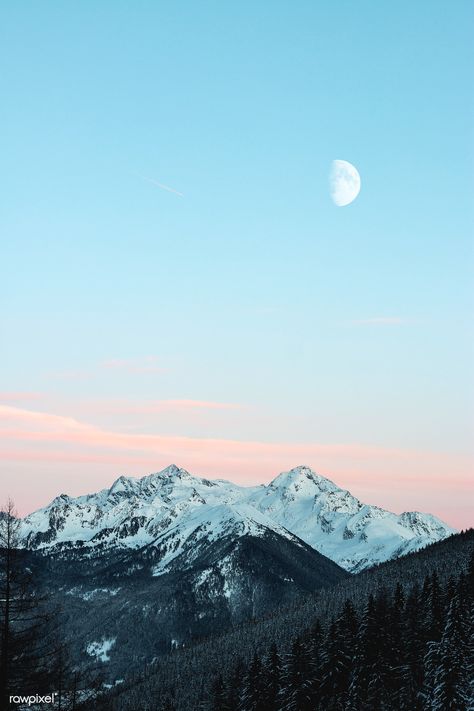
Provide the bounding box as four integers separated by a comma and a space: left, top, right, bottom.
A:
48, 357, 166, 380
161, 400, 240, 410
136, 172, 183, 197
105, 399, 242, 414
350, 317, 405, 326
49, 369, 94, 381
0, 403, 469, 477
1, 404, 470, 528
0, 405, 455, 464
101, 356, 166, 374
0, 404, 93, 431
0, 392, 44, 402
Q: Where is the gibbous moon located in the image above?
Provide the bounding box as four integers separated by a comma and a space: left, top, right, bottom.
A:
330, 159, 361, 206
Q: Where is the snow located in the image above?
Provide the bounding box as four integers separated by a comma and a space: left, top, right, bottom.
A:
86, 638, 116, 662
81, 588, 121, 601
19, 464, 456, 573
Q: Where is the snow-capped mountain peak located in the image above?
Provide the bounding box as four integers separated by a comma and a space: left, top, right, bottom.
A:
19, 464, 455, 572
108, 475, 136, 496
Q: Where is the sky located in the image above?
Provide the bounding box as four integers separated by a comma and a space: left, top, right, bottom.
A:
0, 1, 473, 528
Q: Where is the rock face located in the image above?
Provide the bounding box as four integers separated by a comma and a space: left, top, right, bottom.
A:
20, 464, 455, 572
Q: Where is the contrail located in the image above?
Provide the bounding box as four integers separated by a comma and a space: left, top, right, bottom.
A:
135, 172, 183, 197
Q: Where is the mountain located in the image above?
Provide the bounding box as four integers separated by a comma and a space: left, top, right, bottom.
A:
11, 465, 462, 695
20, 483, 348, 682
95, 529, 474, 711
34, 526, 346, 681
20, 464, 455, 572
247, 466, 454, 571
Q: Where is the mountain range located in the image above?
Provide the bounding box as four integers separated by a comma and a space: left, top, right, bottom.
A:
10, 464, 460, 688
20, 463, 454, 572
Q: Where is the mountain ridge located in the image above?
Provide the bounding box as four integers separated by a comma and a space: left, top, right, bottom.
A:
20, 463, 455, 572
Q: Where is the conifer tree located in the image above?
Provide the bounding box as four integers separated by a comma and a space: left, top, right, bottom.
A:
431, 596, 470, 711
304, 619, 323, 708
280, 637, 314, 711
211, 674, 228, 711
348, 594, 377, 709
402, 583, 425, 710
387, 582, 408, 708
428, 572, 444, 642
260, 642, 281, 711
319, 603, 357, 710
227, 657, 245, 711
239, 653, 265, 711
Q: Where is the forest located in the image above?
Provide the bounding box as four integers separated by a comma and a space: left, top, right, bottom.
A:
208, 558, 474, 710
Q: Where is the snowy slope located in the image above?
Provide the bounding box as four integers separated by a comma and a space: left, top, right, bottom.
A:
246, 466, 454, 571
20, 464, 455, 572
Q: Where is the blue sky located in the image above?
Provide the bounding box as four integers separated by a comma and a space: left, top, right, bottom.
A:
0, 1, 473, 524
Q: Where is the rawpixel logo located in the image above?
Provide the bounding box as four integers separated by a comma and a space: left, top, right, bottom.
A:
9, 693, 57, 706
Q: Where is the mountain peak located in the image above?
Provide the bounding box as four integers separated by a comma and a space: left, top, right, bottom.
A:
106, 465, 196, 500
270, 465, 335, 492
145, 464, 192, 481
159, 463, 181, 476
108, 475, 136, 495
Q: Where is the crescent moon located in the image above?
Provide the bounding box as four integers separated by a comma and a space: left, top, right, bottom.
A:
329, 159, 361, 206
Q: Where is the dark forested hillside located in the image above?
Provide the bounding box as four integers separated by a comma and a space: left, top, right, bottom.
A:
210, 553, 474, 710
35, 529, 346, 684
96, 530, 474, 711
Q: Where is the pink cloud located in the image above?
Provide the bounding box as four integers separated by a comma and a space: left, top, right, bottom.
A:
160, 399, 240, 410
0, 405, 92, 430
100, 399, 242, 414
47, 356, 166, 381
0, 392, 44, 402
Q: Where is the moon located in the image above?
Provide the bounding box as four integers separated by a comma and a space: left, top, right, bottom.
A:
329, 159, 361, 206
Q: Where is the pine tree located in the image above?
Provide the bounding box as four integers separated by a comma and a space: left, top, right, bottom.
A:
280, 637, 314, 711
365, 589, 391, 710
467, 552, 474, 599
227, 657, 245, 711
304, 619, 323, 708
211, 674, 229, 711
401, 583, 425, 711
431, 595, 470, 711
464, 603, 474, 711
239, 653, 265, 711
428, 572, 444, 642
319, 602, 357, 710
348, 594, 377, 709
260, 642, 281, 711
387, 581, 406, 707
423, 639, 441, 709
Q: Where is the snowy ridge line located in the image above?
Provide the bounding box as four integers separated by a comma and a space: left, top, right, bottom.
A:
19, 464, 455, 572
